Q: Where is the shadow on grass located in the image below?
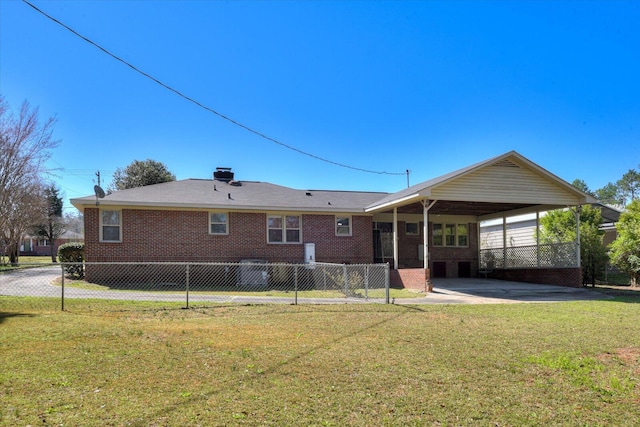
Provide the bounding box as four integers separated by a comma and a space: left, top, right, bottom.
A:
0, 311, 37, 324
592, 285, 640, 304
131, 304, 419, 425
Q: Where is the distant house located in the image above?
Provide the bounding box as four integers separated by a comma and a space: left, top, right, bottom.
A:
71, 151, 595, 288
479, 204, 621, 249
20, 230, 85, 257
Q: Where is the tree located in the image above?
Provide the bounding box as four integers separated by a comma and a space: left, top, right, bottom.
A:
108, 159, 176, 192
0, 95, 58, 264
595, 182, 624, 207
571, 179, 594, 196
539, 205, 608, 286
617, 169, 640, 206
609, 199, 640, 287
64, 211, 84, 235
32, 184, 67, 262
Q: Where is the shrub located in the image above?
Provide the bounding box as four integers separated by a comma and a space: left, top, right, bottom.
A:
57, 242, 85, 279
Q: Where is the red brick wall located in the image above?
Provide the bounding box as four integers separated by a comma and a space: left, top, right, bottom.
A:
429, 223, 479, 278
397, 221, 424, 268
390, 268, 428, 291
84, 208, 373, 264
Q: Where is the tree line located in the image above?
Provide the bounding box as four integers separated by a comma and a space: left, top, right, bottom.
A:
571, 168, 640, 208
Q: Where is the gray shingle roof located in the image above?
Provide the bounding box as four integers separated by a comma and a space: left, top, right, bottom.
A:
71, 178, 389, 213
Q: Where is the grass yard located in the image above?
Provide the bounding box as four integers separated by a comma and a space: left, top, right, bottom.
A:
0, 256, 53, 270
1, 296, 639, 426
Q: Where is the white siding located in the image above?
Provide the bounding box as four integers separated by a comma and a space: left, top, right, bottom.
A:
430, 160, 581, 205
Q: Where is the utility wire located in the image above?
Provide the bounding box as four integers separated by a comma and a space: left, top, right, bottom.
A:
23, 0, 406, 176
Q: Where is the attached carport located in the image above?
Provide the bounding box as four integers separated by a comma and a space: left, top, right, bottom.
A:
365, 151, 597, 290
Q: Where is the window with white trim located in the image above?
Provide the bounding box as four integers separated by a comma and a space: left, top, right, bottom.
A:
38, 239, 50, 246
100, 209, 121, 242
336, 216, 351, 236
268, 214, 301, 243
405, 222, 419, 236
457, 224, 468, 246
433, 223, 468, 247
209, 212, 228, 235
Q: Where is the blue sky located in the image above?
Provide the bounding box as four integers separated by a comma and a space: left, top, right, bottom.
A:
1, 0, 639, 212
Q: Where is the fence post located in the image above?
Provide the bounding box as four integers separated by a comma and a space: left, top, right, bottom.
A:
323, 264, 327, 291
343, 264, 348, 297
61, 264, 65, 311
294, 265, 298, 305
365, 265, 369, 300
185, 264, 190, 309
385, 263, 390, 304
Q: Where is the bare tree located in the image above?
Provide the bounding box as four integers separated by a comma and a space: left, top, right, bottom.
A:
0, 95, 58, 264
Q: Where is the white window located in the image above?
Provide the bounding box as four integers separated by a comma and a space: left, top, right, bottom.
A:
405, 222, 419, 236
336, 216, 352, 236
100, 209, 121, 242
433, 223, 468, 247
433, 223, 443, 246
457, 224, 468, 246
268, 214, 301, 243
209, 212, 228, 235
38, 239, 50, 246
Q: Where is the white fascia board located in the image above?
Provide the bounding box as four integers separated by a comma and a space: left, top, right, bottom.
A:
365, 193, 423, 213
477, 204, 561, 222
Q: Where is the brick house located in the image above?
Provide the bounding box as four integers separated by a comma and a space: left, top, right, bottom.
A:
20, 230, 85, 257
71, 151, 596, 288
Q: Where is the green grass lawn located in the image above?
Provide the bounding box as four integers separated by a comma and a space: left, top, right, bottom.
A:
0, 256, 53, 270
1, 296, 639, 426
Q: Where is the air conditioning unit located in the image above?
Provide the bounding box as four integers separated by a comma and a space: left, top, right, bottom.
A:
238, 259, 268, 288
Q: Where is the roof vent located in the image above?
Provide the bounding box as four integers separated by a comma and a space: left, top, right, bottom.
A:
214, 167, 234, 182
306, 191, 312, 196
493, 159, 520, 168
229, 180, 242, 187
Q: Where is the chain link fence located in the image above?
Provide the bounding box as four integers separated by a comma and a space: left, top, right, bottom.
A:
1, 261, 390, 310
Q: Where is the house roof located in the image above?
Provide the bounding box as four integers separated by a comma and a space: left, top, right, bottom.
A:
70, 178, 388, 214
596, 203, 622, 223
71, 151, 596, 217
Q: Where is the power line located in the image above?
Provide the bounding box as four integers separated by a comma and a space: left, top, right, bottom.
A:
22, 0, 406, 177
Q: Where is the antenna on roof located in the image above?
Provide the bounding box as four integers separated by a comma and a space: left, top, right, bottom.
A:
406, 169, 411, 188
94, 170, 105, 205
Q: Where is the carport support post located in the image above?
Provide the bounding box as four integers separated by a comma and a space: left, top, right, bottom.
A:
393, 207, 399, 271
503, 216, 507, 268
423, 199, 436, 292
536, 211, 541, 267
574, 206, 581, 268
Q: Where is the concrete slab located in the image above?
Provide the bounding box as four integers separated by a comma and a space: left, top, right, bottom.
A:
393, 278, 612, 304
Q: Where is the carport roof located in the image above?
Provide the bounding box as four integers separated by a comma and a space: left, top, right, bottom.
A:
365, 151, 596, 216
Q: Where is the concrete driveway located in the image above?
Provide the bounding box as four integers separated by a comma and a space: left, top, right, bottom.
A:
394, 278, 611, 304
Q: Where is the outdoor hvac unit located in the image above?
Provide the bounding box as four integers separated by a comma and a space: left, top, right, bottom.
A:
238, 259, 269, 288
